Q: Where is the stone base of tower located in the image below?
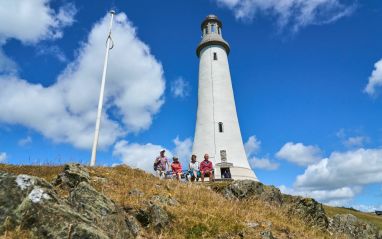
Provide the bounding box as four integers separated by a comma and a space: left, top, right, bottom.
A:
214, 166, 259, 181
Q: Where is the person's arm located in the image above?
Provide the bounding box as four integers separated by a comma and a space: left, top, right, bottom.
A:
208, 162, 213, 172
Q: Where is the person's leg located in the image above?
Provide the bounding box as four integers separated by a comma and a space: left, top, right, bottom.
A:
209, 171, 214, 181
156, 170, 162, 178
159, 170, 165, 179
201, 171, 205, 182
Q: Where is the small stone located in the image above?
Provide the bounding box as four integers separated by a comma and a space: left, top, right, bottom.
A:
246, 222, 259, 229
128, 189, 144, 197
150, 195, 178, 206
260, 230, 275, 239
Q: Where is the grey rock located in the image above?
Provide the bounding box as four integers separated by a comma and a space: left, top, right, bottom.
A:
221, 180, 264, 199
283, 195, 328, 229
213, 180, 283, 206
52, 163, 90, 188
246, 222, 259, 229
260, 230, 276, 239
149, 204, 170, 231
135, 202, 170, 232
128, 189, 144, 197
0, 166, 139, 239
150, 195, 178, 206
329, 214, 381, 239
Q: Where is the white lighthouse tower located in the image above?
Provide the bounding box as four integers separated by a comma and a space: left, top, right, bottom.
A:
192, 15, 258, 181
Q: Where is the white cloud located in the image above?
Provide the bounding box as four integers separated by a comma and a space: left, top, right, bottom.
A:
295, 148, 382, 190
0, 13, 165, 149
0, 0, 76, 44
18, 136, 32, 146
279, 185, 359, 205
343, 136, 368, 148
0, 152, 7, 163
113, 137, 193, 173
336, 128, 369, 148
352, 204, 382, 213
250, 157, 279, 170
36, 45, 67, 62
244, 135, 279, 170
170, 77, 190, 98
173, 136, 192, 166
0, 48, 17, 74
244, 135, 261, 156
280, 146, 382, 205
113, 140, 171, 173
276, 142, 321, 166
215, 0, 355, 32
364, 59, 382, 97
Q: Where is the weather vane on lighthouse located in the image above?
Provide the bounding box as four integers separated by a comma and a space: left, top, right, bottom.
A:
192, 15, 258, 180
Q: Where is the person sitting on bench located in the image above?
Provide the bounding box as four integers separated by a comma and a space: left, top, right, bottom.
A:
171, 156, 183, 181
188, 154, 200, 182
200, 154, 214, 182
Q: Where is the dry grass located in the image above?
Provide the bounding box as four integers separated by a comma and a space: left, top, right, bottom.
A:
324, 205, 382, 230
1, 164, 333, 238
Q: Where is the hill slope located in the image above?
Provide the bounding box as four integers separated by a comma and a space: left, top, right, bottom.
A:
0, 163, 381, 239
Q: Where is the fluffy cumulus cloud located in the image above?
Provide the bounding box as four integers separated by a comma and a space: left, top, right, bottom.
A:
0, 0, 76, 44
170, 77, 190, 98
215, 0, 355, 32
279, 185, 360, 206
244, 136, 279, 170
295, 148, 382, 190
0, 0, 75, 74
276, 142, 322, 166
113, 137, 192, 173
173, 136, 193, 166
281, 148, 382, 204
0, 13, 165, 149
364, 59, 382, 97
0, 152, 7, 163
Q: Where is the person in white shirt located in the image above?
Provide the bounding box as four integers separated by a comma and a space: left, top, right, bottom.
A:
188, 154, 200, 182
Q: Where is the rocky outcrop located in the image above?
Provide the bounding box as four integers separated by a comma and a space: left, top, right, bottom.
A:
213, 180, 283, 206
329, 214, 382, 239
212, 180, 382, 238
283, 195, 329, 229
0, 164, 140, 239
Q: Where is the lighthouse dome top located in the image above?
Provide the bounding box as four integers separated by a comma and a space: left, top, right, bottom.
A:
201, 14, 223, 29
196, 14, 230, 57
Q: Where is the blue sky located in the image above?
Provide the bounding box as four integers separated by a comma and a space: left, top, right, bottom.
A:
0, 0, 382, 211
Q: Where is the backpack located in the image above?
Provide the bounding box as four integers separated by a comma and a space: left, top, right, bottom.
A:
153, 159, 160, 171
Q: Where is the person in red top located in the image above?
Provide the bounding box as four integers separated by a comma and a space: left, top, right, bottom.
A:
200, 153, 214, 182
171, 156, 183, 181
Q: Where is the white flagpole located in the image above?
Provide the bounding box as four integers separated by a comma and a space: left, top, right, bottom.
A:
90, 10, 115, 166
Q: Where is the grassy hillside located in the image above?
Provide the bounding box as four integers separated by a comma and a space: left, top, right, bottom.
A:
1, 164, 381, 238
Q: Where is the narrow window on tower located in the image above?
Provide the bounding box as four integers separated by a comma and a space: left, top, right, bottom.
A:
218, 122, 224, 133
213, 52, 217, 60
211, 24, 216, 33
